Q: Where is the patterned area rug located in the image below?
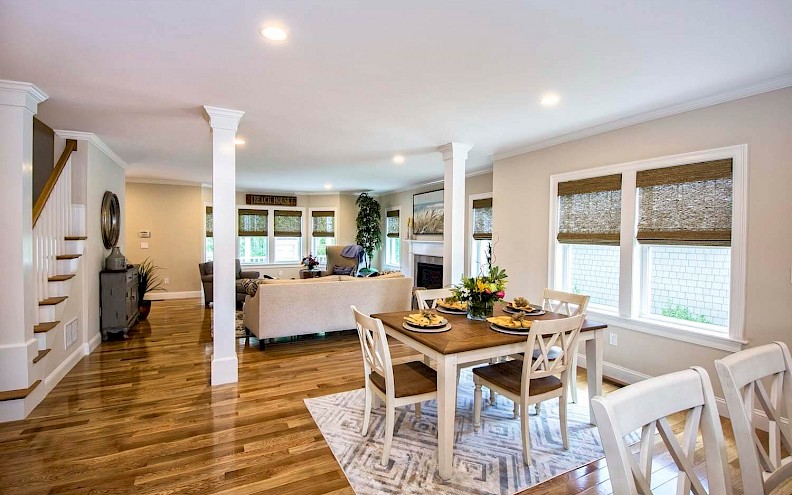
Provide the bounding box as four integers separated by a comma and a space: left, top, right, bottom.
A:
305, 369, 620, 495
209, 309, 247, 338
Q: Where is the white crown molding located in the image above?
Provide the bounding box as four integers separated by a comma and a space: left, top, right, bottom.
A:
0, 80, 48, 112
492, 73, 792, 161
54, 130, 128, 170
125, 177, 204, 187
372, 166, 493, 196
203, 105, 244, 132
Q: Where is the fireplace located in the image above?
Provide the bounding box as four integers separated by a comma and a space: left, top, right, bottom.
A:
416, 261, 443, 289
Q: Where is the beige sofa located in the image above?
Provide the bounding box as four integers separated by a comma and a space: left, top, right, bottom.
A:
243, 274, 412, 348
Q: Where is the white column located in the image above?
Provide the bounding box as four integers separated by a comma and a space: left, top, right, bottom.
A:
204, 105, 244, 386
0, 81, 47, 393
437, 142, 472, 286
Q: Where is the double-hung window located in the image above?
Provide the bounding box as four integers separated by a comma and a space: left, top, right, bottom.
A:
238, 208, 269, 264
385, 209, 401, 269
273, 210, 303, 263
311, 210, 336, 266
550, 146, 746, 350
471, 197, 493, 276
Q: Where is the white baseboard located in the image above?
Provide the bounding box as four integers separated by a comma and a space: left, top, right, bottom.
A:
83, 332, 101, 355
44, 344, 84, 390
576, 354, 651, 386
211, 355, 239, 385
145, 291, 202, 301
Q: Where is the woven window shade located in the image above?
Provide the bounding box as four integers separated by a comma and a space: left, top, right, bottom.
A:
637, 159, 732, 246
238, 209, 268, 237
274, 210, 302, 237
557, 174, 622, 245
311, 210, 335, 237
472, 198, 492, 240
205, 206, 213, 237
386, 210, 400, 238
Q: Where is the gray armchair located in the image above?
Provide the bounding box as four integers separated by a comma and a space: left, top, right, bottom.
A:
199, 259, 260, 307
321, 245, 360, 277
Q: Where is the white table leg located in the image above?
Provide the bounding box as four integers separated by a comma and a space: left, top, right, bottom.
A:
585, 329, 604, 425
436, 353, 457, 481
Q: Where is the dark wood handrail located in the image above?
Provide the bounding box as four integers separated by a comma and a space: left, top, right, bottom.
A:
33, 139, 77, 227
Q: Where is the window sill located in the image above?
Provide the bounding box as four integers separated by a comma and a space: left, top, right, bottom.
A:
383, 264, 401, 271
586, 309, 746, 353
241, 263, 303, 269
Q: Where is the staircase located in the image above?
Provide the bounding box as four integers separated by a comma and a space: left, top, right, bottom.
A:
0, 139, 85, 407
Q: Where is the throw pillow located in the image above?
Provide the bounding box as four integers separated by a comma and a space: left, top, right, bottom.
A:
240, 278, 259, 296
332, 265, 354, 276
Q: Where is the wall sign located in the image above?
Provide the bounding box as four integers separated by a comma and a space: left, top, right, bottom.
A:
245, 194, 297, 207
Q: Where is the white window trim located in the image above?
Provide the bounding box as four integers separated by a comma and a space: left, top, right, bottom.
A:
468, 192, 493, 277
548, 144, 748, 352
384, 206, 402, 270
202, 201, 212, 262
235, 204, 306, 267
308, 207, 338, 269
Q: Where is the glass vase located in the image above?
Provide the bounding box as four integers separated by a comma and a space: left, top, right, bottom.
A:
467, 298, 494, 321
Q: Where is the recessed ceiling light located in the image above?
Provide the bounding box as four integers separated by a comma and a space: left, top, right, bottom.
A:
540, 94, 561, 107
234, 138, 246, 145
324, 183, 332, 190
393, 154, 405, 164
260, 26, 288, 42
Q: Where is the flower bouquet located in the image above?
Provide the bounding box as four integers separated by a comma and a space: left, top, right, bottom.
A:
451, 265, 508, 320
301, 253, 319, 270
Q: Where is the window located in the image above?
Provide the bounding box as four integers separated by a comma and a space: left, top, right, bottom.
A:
556, 175, 621, 309
273, 210, 303, 263
470, 197, 492, 276
385, 209, 400, 268
238, 209, 269, 264
550, 146, 747, 350
311, 210, 336, 265
205, 206, 213, 262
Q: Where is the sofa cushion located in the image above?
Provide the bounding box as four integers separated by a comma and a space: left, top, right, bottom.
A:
258, 276, 342, 285
332, 265, 355, 275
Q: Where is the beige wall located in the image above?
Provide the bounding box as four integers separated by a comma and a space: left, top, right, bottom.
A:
493, 87, 792, 393
125, 183, 204, 293
378, 172, 493, 273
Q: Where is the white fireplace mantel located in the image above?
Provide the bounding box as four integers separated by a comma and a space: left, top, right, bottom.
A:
404, 240, 444, 279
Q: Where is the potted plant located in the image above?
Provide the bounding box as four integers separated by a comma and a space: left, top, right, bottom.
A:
301, 253, 319, 271
355, 192, 382, 276
137, 258, 165, 320
451, 265, 508, 320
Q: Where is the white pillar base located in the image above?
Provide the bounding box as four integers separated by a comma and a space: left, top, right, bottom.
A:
211, 355, 239, 386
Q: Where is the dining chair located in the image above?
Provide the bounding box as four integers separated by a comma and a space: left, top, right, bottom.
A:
715, 342, 792, 494
591, 367, 732, 495
414, 287, 454, 310
473, 314, 584, 465
351, 305, 438, 466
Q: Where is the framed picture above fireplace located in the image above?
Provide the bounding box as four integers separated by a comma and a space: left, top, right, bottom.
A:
413, 189, 444, 235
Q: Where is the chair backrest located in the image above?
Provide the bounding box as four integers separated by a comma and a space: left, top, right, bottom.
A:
351, 305, 394, 396
715, 342, 792, 494
541, 288, 590, 316
591, 367, 732, 495
326, 246, 359, 276
521, 314, 584, 386
414, 287, 453, 310
199, 261, 212, 277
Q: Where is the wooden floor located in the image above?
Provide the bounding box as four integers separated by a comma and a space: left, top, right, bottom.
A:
0, 298, 747, 494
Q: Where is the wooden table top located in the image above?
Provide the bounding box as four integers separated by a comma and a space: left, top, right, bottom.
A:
372, 306, 606, 355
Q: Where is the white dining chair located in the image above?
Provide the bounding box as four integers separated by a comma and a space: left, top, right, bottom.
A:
351, 305, 438, 466
591, 367, 732, 495
414, 287, 454, 310
473, 314, 584, 465
715, 342, 792, 494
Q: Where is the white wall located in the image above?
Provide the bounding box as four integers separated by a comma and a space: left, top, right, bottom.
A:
493, 87, 792, 394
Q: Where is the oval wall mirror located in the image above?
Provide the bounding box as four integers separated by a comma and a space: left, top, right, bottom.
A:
101, 191, 120, 249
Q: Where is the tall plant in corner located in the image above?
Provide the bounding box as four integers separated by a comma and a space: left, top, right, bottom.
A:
137, 258, 165, 321
355, 193, 382, 271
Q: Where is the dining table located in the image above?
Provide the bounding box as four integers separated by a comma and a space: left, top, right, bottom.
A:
371, 305, 607, 481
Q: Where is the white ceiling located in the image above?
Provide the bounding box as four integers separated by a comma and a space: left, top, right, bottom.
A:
2, 0, 791, 193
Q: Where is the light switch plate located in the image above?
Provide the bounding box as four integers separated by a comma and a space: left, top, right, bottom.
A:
140, 242, 149, 249
609, 332, 618, 346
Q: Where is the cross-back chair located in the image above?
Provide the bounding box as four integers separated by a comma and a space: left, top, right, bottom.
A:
591, 367, 732, 495
414, 287, 454, 310
715, 341, 792, 494
540, 289, 589, 404
473, 314, 584, 465
351, 306, 438, 466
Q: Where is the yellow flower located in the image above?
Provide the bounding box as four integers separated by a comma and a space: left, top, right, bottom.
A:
476, 280, 487, 292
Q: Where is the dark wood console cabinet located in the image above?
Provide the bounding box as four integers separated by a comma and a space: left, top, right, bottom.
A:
100, 266, 139, 340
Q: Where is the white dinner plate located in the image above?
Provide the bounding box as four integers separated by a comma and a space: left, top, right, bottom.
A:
489, 323, 532, 336
435, 306, 467, 315
402, 322, 452, 333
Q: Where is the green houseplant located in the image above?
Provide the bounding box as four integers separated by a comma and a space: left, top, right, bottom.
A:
137, 258, 165, 320
355, 192, 382, 275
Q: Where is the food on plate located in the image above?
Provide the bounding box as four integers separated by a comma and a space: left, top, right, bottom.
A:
486, 315, 533, 329
404, 312, 446, 327
436, 298, 467, 311
509, 297, 531, 309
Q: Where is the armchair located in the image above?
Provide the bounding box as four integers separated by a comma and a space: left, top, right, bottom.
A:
321, 245, 360, 277
199, 259, 260, 307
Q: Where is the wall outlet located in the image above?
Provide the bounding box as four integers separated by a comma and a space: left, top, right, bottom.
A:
140, 241, 149, 249
163, 277, 170, 285
278, 270, 283, 276
609, 332, 618, 346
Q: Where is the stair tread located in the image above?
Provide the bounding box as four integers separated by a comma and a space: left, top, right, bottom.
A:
39, 296, 67, 306
64, 236, 87, 240
0, 380, 41, 402
48, 274, 76, 282
34, 321, 59, 333
32, 349, 51, 364
56, 254, 81, 260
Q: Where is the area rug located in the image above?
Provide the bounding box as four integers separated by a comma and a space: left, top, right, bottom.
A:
209, 309, 247, 338
305, 369, 623, 495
